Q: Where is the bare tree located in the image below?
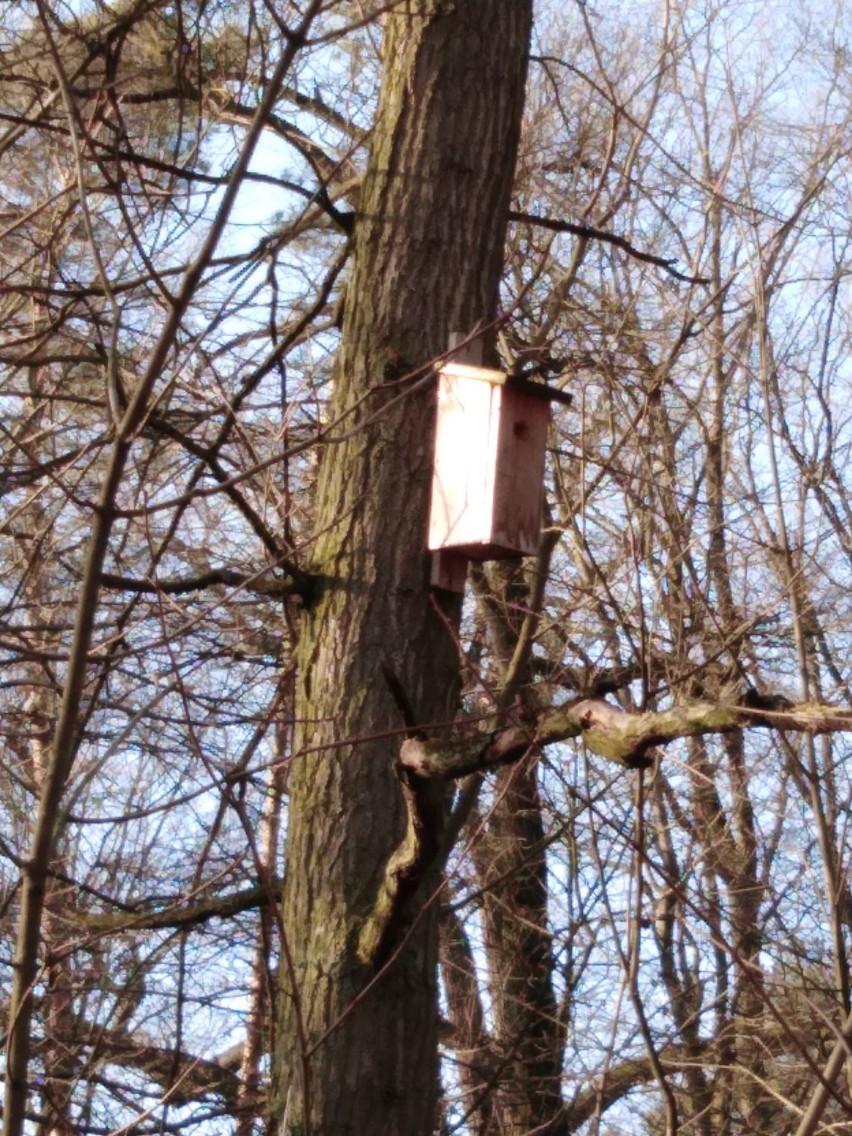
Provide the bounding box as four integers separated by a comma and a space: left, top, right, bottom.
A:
4, 3, 852, 1135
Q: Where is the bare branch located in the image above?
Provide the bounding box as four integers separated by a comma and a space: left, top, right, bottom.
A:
508, 210, 710, 284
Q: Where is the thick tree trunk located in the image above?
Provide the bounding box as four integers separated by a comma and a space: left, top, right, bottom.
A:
274, 4, 532, 1134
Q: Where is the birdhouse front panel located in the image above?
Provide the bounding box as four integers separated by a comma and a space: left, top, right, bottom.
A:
428, 364, 550, 559
428, 369, 499, 554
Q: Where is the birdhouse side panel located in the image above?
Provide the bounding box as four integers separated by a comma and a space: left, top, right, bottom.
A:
490, 388, 549, 556
428, 374, 499, 551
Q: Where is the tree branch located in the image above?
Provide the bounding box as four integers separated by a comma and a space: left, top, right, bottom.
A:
508, 209, 709, 284
57, 1025, 246, 1111
557, 1044, 709, 1133
70, 881, 282, 935
357, 694, 852, 965
99, 569, 306, 600
400, 696, 852, 779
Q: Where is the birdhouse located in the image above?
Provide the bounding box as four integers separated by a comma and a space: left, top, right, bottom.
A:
428, 360, 570, 591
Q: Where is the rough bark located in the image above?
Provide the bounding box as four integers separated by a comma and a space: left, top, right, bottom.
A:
274, 4, 533, 1135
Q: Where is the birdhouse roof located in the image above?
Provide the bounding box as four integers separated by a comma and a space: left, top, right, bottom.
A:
439, 362, 572, 406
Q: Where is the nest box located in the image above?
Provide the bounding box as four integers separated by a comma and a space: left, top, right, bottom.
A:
428, 360, 570, 591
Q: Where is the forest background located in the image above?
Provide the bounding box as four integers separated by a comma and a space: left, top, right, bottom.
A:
3, 2, 852, 1135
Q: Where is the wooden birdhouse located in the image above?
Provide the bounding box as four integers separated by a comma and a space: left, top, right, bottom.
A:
428, 357, 570, 592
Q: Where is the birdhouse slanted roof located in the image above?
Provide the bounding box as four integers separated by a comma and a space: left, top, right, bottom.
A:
438, 361, 573, 406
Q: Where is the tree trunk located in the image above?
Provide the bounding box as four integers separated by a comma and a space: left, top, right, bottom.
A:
469, 560, 565, 1134
274, 4, 532, 1134
477, 763, 564, 1134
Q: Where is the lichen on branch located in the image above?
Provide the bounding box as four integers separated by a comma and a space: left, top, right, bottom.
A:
357, 693, 852, 965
